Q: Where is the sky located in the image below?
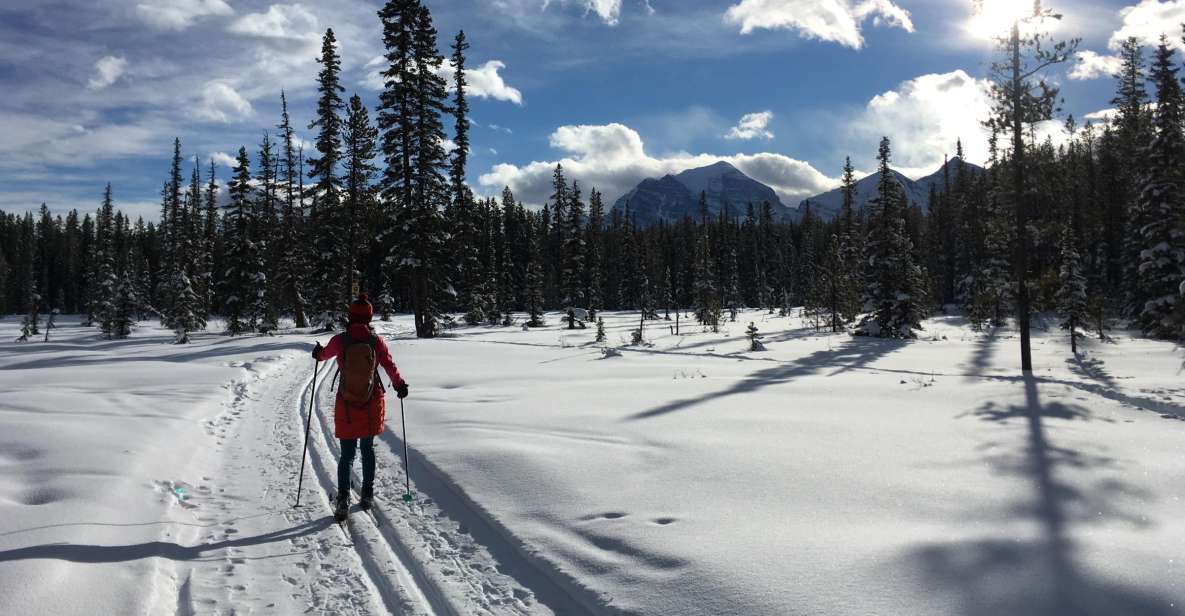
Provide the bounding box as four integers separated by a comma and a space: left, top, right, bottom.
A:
0, 0, 1180, 222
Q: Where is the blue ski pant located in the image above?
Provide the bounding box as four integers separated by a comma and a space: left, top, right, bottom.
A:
338, 436, 375, 495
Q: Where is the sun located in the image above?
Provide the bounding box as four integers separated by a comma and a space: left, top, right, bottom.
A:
966, 0, 1040, 40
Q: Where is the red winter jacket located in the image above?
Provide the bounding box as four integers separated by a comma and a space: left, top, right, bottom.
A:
314, 324, 406, 439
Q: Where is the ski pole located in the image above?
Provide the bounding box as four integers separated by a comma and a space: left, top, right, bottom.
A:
400, 397, 413, 501
294, 358, 320, 508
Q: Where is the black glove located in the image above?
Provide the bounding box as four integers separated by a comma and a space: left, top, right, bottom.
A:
312, 341, 323, 360
395, 381, 409, 399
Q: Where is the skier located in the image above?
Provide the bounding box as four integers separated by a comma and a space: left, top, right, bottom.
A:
312, 293, 409, 521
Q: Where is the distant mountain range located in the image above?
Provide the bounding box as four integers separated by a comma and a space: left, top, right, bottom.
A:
612, 161, 797, 226
796, 157, 984, 220
612, 157, 984, 225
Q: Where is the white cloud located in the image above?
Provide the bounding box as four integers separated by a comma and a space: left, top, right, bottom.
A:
228, 4, 320, 49
0, 112, 164, 171
436, 59, 524, 105
1083, 108, 1119, 123
488, 148, 499, 155
488, 124, 514, 134
209, 151, 238, 169
538, 0, 625, 24
88, 56, 128, 90
1069, 50, 1123, 80
1109, 0, 1185, 52
477, 122, 837, 207
135, 0, 233, 30
725, 111, 775, 140
848, 70, 993, 177
724, 0, 914, 49
193, 81, 253, 123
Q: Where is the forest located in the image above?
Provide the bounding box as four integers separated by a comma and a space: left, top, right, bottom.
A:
1, 1, 1182, 359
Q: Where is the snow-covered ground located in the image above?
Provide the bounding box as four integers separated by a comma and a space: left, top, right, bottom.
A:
1, 310, 1184, 615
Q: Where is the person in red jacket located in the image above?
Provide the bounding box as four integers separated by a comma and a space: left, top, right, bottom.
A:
312, 293, 408, 520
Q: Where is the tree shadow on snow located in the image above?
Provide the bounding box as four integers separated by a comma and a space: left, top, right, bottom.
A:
0, 340, 311, 371
0, 516, 330, 564
623, 337, 907, 421
899, 375, 1177, 616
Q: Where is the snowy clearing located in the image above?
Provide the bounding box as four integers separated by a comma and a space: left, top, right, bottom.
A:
1, 310, 1184, 615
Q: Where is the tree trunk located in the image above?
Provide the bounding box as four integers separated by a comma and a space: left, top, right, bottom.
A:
1011, 20, 1034, 373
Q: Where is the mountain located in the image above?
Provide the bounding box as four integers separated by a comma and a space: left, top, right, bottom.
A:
613, 161, 795, 226
796, 157, 984, 220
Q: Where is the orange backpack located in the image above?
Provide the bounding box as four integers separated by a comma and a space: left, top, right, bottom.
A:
339, 332, 379, 404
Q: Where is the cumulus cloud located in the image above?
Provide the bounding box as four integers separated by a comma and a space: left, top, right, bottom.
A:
1109, 0, 1185, 51
536, 0, 626, 24
88, 56, 128, 90
193, 81, 253, 123
363, 56, 524, 105
848, 70, 994, 177
209, 151, 238, 169
437, 59, 524, 105
228, 4, 320, 50
725, 111, 775, 140
1069, 50, 1123, 80
135, 0, 233, 30
724, 0, 914, 49
478, 122, 837, 207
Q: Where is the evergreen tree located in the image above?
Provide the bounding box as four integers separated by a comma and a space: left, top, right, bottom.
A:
307, 29, 348, 327
222, 147, 261, 336
981, 0, 1078, 370
377, 0, 452, 337
585, 188, 605, 317
561, 181, 586, 307
1057, 226, 1087, 354
1135, 37, 1185, 338
856, 137, 926, 338
276, 91, 308, 327
525, 218, 545, 327
93, 184, 119, 336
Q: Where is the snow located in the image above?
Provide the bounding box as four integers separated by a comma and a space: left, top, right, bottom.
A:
1, 311, 1184, 615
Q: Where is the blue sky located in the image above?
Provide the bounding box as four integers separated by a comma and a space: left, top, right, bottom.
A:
0, 0, 1179, 221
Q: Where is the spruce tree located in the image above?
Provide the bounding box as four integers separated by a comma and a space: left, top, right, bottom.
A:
377, 0, 452, 337
276, 91, 308, 327
856, 137, 926, 338
1057, 226, 1087, 353
307, 29, 348, 327
93, 185, 119, 337
980, 0, 1078, 370
585, 188, 605, 317
222, 147, 259, 336
561, 181, 586, 308
1135, 37, 1185, 338
525, 218, 546, 327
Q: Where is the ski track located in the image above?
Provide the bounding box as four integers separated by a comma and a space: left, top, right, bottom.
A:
177, 344, 569, 616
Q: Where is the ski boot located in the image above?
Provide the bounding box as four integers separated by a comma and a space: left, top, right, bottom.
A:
333, 492, 350, 522
359, 485, 374, 511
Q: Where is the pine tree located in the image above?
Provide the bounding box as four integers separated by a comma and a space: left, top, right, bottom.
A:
93, 184, 119, 336
377, 1, 453, 338
254, 133, 280, 333
747, 321, 766, 351
981, 0, 1078, 370
692, 226, 719, 330
1136, 37, 1185, 339
307, 29, 348, 328
561, 181, 586, 308
525, 218, 546, 327
585, 188, 605, 317
343, 93, 379, 290
1057, 226, 1087, 353
276, 91, 308, 327
222, 147, 260, 336
856, 137, 926, 338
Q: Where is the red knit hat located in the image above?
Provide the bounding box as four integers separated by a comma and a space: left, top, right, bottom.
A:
348, 293, 374, 323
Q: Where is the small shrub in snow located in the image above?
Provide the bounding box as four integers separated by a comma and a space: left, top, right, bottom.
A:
601, 347, 622, 359
595, 317, 606, 343
747, 322, 766, 352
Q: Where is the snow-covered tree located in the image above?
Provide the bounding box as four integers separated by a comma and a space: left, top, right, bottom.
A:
1135, 38, 1185, 339
856, 137, 926, 338
1057, 227, 1087, 354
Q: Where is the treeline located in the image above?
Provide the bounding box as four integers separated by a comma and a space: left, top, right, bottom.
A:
2, 7, 1183, 350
